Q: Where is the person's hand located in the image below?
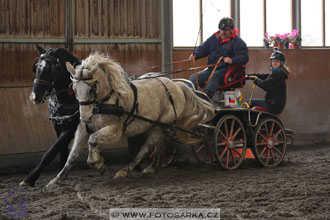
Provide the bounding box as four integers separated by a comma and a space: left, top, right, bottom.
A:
189, 54, 195, 61
246, 74, 257, 80
253, 78, 259, 84
224, 57, 232, 64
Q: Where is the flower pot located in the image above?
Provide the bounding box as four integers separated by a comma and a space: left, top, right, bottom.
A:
273, 43, 283, 49
291, 43, 299, 49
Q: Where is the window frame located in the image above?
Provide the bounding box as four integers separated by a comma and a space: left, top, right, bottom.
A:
173, 0, 330, 48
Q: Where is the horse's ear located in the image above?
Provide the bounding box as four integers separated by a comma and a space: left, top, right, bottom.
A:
88, 63, 99, 77
36, 44, 46, 55
66, 62, 76, 77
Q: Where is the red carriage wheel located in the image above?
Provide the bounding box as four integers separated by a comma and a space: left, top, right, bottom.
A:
253, 118, 287, 167
214, 115, 247, 170
191, 142, 216, 164
149, 139, 177, 168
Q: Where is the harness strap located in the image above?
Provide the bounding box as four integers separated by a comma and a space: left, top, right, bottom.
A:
122, 82, 139, 132
156, 78, 177, 124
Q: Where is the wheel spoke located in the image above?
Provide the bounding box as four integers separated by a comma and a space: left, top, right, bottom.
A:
273, 129, 282, 139
274, 141, 285, 145
273, 146, 283, 157
224, 120, 229, 136
218, 129, 227, 140
230, 149, 236, 167
217, 142, 227, 146
256, 141, 266, 146
219, 146, 228, 159
230, 119, 235, 137
270, 149, 276, 164
232, 147, 242, 158
265, 149, 270, 165
196, 144, 205, 153
258, 131, 268, 141
258, 146, 267, 158
264, 122, 270, 136
269, 122, 275, 136
231, 127, 242, 139
233, 140, 245, 147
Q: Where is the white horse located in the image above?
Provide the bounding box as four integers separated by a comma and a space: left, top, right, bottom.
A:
47, 53, 214, 186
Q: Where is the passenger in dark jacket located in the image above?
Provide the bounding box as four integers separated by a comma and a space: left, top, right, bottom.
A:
250, 48, 289, 114
189, 17, 249, 98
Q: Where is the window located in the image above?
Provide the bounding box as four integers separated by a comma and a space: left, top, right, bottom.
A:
240, 0, 264, 47
301, 0, 323, 46
326, 0, 330, 46
266, 0, 292, 37
173, 0, 200, 47
173, 0, 230, 47
173, 0, 329, 47
202, 0, 231, 41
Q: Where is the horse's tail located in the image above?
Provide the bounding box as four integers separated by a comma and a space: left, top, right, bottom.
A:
175, 82, 215, 144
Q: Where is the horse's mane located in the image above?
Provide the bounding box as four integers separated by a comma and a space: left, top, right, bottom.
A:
81, 52, 131, 94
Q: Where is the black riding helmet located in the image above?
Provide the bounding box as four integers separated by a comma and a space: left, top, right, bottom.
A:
218, 17, 234, 30
270, 47, 285, 66
270, 47, 285, 62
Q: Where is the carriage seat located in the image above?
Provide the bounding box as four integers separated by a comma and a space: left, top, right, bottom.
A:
217, 65, 246, 91
251, 106, 268, 112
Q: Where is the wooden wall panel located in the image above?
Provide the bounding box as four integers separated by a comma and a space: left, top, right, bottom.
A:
74, 0, 160, 39
0, 44, 66, 87
0, 88, 56, 154
73, 43, 162, 76
0, 0, 65, 38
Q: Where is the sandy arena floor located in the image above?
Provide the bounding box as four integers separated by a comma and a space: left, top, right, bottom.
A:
0, 144, 330, 220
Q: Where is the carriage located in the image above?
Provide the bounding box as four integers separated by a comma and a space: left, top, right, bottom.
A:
25, 46, 293, 187
161, 65, 294, 170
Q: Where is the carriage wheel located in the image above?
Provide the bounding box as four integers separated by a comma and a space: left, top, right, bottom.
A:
149, 138, 177, 168
191, 142, 216, 164
253, 118, 287, 167
214, 115, 247, 170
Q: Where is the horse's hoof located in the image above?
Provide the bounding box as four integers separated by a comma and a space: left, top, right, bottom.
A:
46, 178, 58, 188
142, 166, 156, 175
97, 164, 106, 175
19, 180, 34, 187
114, 169, 127, 179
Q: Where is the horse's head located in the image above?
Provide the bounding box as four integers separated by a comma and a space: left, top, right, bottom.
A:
30, 45, 61, 104
66, 62, 110, 123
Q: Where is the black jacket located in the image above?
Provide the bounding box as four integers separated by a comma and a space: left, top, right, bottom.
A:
254, 67, 289, 114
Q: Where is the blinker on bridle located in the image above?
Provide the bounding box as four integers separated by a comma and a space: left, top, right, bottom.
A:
33, 54, 61, 90
72, 76, 113, 107
72, 77, 98, 106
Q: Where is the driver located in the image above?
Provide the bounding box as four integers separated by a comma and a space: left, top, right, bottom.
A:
188, 17, 249, 99
248, 48, 290, 114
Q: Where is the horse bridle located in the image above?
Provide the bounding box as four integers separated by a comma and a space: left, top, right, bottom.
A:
72, 77, 113, 107
33, 54, 61, 91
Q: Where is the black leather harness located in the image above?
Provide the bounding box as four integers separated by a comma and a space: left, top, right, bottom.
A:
78, 78, 200, 138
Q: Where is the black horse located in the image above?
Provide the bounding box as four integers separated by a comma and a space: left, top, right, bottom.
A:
20, 45, 81, 187
20, 45, 148, 186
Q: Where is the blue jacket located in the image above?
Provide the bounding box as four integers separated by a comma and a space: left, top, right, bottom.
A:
194, 31, 249, 70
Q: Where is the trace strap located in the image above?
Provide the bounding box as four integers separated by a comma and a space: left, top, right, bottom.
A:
123, 82, 139, 132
